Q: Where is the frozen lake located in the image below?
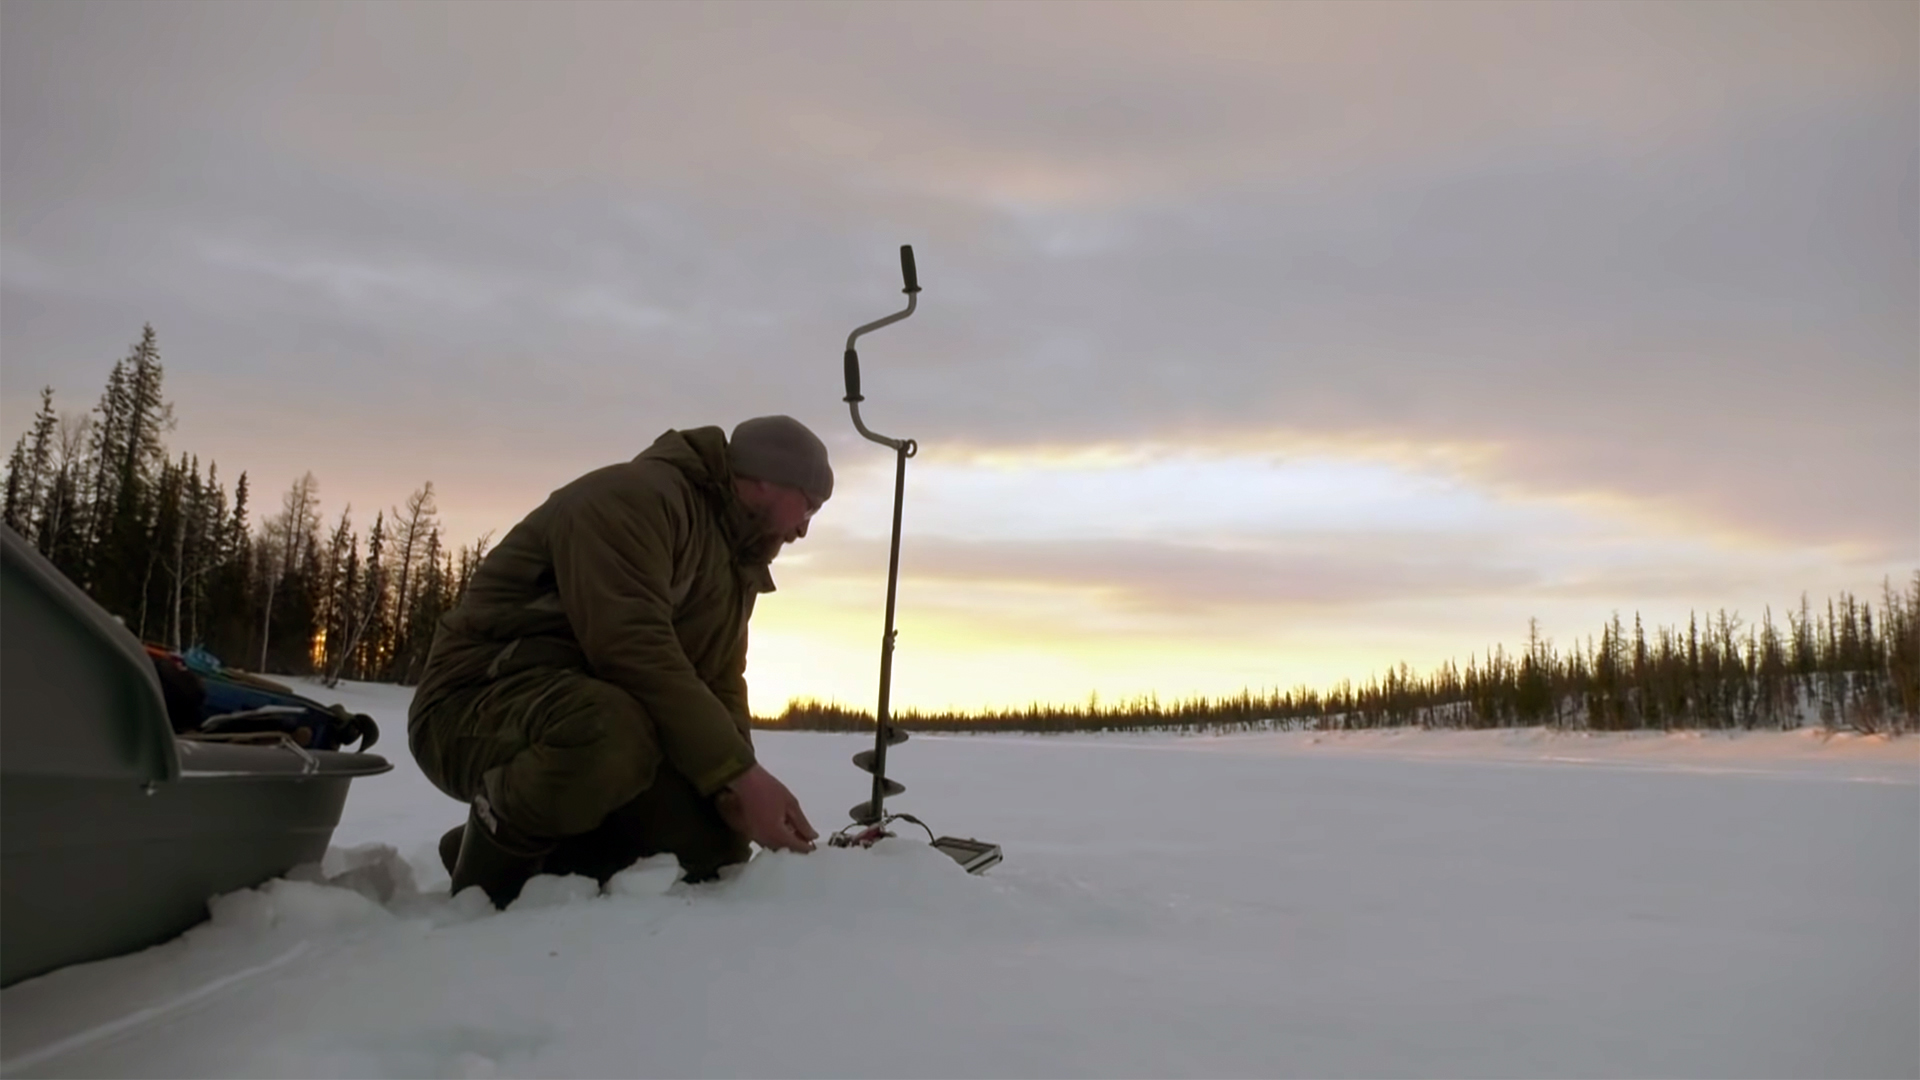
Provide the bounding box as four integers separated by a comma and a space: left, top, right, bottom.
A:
3, 682, 1914, 1078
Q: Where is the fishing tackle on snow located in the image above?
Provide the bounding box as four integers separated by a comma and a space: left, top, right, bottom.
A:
826, 245, 1002, 875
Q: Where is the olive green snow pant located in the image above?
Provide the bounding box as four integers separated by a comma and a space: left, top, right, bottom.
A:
409, 667, 749, 882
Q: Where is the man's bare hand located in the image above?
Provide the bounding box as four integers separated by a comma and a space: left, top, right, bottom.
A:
722, 764, 817, 853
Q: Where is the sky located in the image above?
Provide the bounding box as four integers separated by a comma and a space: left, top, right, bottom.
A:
2, 0, 1915, 713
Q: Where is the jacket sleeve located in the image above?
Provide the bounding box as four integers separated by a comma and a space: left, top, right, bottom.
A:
548, 478, 756, 795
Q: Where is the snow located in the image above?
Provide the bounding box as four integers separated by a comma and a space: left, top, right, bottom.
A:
3, 682, 1915, 1079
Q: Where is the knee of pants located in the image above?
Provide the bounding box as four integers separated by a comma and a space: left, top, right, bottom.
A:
491, 677, 662, 840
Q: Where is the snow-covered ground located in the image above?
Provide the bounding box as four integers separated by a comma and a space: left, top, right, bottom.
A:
3, 681, 1915, 1079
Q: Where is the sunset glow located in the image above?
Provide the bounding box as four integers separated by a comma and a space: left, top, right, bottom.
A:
3, 1, 1911, 714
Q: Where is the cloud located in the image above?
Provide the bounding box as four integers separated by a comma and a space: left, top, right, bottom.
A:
778, 447, 1907, 648
3, 0, 1912, 566
14, 1, 1903, 194
809, 533, 1540, 612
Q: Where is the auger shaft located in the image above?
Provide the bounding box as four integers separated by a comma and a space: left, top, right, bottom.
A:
843, 245, 921, 825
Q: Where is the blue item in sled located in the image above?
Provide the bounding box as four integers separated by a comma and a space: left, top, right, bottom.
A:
196, 675, 380, 752
145, 645, 380, 752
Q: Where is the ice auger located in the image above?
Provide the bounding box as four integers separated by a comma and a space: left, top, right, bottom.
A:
824, 245, 1001, 875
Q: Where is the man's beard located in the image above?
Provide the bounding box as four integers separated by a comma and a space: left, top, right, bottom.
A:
749, 532, 784, 563
742, 504, 785, 563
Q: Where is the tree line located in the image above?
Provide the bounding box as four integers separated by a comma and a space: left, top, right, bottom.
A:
3, 326, 488, 685
769, 581, 1919, 737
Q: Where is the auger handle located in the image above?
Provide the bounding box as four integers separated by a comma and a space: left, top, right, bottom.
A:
901, 245, 920, 294
843, 245, 921, 448
843, 247, 916, 402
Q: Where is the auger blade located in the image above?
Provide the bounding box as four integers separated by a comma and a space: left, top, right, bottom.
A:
849, 776, 905, 824
849, 754, 907, 786
851, 749, 910, 777
882, 723, 908, 746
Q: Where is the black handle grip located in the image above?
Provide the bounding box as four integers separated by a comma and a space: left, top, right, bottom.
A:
843, 348, 862, 402
900, 245, 920, 294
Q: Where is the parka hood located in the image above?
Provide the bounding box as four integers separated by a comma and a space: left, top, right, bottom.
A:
637, 427, 770, 573
636, 426, 732, 489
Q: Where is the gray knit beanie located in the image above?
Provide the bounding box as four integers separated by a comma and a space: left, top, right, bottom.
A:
728, 415, 833, 506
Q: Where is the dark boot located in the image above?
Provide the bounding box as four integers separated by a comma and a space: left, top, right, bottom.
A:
543, 766, 749, 886
449, 797, 551, 908
542, 816, 650, 886
438, 823, 464, 877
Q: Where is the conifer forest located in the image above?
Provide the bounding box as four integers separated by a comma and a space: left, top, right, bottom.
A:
7, 327, 1915, 734
3, 327, 487, 686
774, 581, 1917, 737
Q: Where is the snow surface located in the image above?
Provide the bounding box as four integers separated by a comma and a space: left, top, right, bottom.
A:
3, 681, 1915, 1079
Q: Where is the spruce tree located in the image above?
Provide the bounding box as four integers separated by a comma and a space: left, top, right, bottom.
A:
256, 472, 320, 672
188, 461, 229, 648
3, 433, 29, 536
202, 471, 253, 663
355, 510, 388, 680
82, 356, 131, 587
318, 506, 355, 676
2, 387, 58, 536
78, 327, 175, 613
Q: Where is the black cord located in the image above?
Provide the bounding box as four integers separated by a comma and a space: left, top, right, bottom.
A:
884, 812, 937, 843
827, 811, 937, 847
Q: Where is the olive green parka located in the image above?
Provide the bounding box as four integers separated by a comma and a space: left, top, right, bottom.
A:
409, 427, 772, 796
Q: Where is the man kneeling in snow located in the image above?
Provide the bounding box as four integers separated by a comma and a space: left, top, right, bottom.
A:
408, 416, 824, 907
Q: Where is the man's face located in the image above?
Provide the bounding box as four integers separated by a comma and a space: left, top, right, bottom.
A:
740, 479, 819, 562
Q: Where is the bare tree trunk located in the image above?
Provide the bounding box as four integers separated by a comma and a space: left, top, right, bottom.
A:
257, 570, 276, 672
168, 510, 186, 650
385, 483, 435, 681
253, 473, 318, 673
136, 551, 155, 642
324, 581, 377, 688
257, 518, 282, 672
